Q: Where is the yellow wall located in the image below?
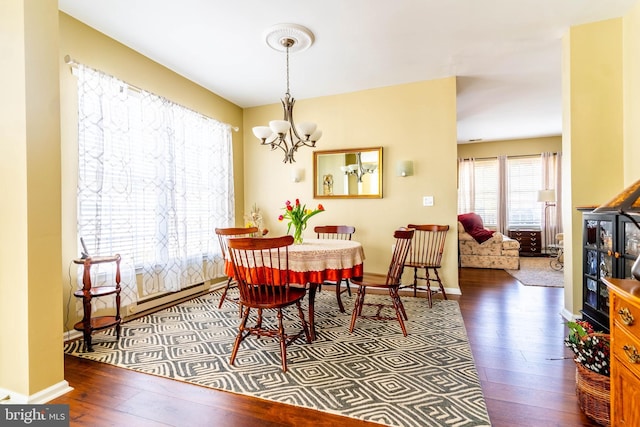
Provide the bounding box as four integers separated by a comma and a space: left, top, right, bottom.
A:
3, 3, 640, 402
563, 18, 624, 318
243, 79, 460, 289
457, 136, 561, 158
0, 0, 64, 401
58, 14, 243, 340
624, 1, 640, 185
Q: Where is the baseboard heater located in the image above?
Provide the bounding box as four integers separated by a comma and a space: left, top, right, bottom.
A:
125, 279, 226, 319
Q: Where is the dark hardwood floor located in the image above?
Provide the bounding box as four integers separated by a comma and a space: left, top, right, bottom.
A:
52, 267, 600, 426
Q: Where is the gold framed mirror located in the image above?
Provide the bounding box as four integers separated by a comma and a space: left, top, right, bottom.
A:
313, 147, 383, 199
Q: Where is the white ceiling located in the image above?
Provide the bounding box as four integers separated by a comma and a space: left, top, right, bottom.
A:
58, 0, 638, 144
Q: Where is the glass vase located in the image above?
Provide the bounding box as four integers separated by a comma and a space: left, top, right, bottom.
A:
292, 225, 304, 245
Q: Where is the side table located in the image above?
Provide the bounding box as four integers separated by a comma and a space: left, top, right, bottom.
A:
73, 254, 122, 352
547, 243, 564, 270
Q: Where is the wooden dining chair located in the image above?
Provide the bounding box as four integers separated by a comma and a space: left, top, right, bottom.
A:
314, 225, 356, 240
215, 226, 259, 309
227, 235, 311, 372
402, 224, 450, 308
349, 228, 414, 336
314, 225, 356, 312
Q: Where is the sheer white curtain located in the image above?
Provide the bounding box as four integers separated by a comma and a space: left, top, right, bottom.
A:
458, 157, 500, 228
76, 64, 234, 306
541, 152, 563, 248
457, 158, 475, 214
497, 155, 508, 234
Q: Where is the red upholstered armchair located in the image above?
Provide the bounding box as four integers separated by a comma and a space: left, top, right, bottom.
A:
457, 213, 520, 270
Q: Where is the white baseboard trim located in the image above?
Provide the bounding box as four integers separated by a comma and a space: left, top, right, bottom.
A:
63, 329, 83, 342
396, 284, 462, 296
0, 381, 73, 404
445, 287, 462, 296
560, 308, 581, 322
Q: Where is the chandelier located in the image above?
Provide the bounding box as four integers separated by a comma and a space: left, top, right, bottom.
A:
252, 24, 322, 163
340, 152, 378, 182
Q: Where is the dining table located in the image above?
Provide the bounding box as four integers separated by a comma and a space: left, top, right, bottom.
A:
225, 238, 365, 340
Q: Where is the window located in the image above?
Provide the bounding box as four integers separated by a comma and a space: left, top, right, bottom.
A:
507, 156, 542, 228
472, 158, 498, 227
459, 155, 549, 230
75, 64, 234, 303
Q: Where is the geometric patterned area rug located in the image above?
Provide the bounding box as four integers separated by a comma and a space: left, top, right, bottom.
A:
64, 290, 491, 427
506, 257, 564, 287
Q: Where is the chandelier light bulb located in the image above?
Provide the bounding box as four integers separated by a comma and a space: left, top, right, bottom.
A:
253, 126, 273, 141
309, 129, 322, 142
269, 120, 291, 135
297, 122, 317, 138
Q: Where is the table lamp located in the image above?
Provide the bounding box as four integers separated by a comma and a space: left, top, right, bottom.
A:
593, 179, 640, 280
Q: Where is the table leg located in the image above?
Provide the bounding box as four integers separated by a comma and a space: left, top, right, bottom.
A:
308, 283, 317, 340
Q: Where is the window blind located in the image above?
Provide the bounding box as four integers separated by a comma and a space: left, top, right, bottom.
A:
76, 64, 234, 304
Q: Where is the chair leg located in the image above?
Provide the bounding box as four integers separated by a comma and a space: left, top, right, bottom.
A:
335, 281, 346, 313
218, 277, 233, 309
412, 267, 419, 297
255, 308, 264, 330
388, 286, 408, 336
349, 286, 366, 333
432, 267, 448, 300
423, 267, 433, 308
392, 287, 408, 320
277, 309, 287, 372
424, 267, 447, 308
296, 301, 312, 344
230, 306, 251, 366
357, 286, 366, 316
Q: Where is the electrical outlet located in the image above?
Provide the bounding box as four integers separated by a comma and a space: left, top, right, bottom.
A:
422, 196, 434, 206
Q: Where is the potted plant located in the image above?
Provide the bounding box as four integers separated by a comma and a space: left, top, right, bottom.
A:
564, 320, 611, 426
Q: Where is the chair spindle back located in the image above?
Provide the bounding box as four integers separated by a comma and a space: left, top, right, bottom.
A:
227, 235, 294, 306
406, 224, 449, 268
386, 228, 415, 285
314, 225, 356, 240
215, 227, 259, 258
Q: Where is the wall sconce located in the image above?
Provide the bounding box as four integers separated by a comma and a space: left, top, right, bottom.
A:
396, 160, 414, 177
291, 168, 304, 183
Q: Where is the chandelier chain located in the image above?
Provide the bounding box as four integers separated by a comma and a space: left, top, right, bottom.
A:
285, 44, 290, 96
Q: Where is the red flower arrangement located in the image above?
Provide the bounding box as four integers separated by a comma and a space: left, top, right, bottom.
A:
278, 199, 324, 244
564, 320, 610, 376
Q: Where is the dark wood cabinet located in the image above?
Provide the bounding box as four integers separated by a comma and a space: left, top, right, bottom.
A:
508, 229, 541, 256
580, 210, 640, 332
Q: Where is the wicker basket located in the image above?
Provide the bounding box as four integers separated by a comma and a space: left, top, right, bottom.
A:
575, 362, 610, 426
